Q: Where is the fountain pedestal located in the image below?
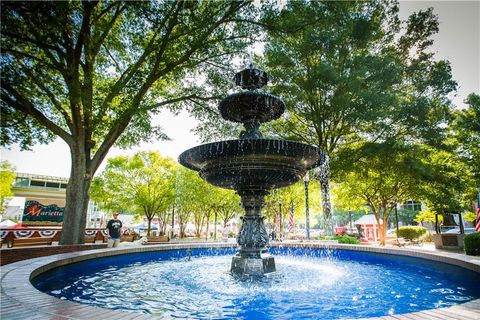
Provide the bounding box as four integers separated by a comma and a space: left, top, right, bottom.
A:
231, 254, 276, 276
231, 192, 275, 276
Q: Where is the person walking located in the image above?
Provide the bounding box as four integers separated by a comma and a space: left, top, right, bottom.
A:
106, 212, 123, 248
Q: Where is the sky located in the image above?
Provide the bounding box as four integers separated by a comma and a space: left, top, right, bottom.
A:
1, 1, 479, 179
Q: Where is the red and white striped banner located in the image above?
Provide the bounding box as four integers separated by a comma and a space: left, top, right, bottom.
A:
84, 230, 97, 236
38, 230, 59, 238
13, 230, 35, 238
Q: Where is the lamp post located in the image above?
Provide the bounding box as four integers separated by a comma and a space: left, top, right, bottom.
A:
394, 205, 400, 240
304, 172, 310, 240
279, 201, 282, 241
477, 186, 480, 211
348, 209, 353, 229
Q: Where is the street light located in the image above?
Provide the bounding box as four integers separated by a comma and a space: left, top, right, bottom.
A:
278, 200, 282, 241
304, 171, 310, 240
348, 209, 353, 229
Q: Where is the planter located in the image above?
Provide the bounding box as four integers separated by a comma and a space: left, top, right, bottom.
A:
433, 233, 466, 249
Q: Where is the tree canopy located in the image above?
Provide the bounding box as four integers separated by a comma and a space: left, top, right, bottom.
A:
0, 161, 15, 214
1, 1, 256, 244
91, 151, 176, 235
257, 1, 457, 235
452, 93, 480, 190
261, 0, 456, 174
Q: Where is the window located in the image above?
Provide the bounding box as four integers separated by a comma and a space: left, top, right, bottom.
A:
403, 200, 421, 211
46, 182, 60, 188
30, 180, 46, 187
14, 177, 30, 187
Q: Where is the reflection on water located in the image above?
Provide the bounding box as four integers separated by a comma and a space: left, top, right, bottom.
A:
33, 249, 480, 320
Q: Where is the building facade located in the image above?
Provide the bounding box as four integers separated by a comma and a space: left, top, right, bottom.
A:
7, 172, 103, 227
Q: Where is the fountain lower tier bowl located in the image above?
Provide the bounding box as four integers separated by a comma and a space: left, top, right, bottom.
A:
178, 139, 324, 191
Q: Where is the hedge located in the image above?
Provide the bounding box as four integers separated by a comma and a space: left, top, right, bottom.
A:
396, 226, 427, 241
333, 235, 360, 244
464, 233, 480, 256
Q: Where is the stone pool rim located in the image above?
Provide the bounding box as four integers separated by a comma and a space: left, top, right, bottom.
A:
2, 242, 480, 320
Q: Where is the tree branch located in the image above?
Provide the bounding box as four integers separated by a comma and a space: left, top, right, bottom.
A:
19, 62, 73, 131
1, 83, 73, 144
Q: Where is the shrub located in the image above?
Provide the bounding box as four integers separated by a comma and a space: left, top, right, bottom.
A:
464, 233, 480, 256
334, 235, 360, 244
315, 236, 337, 241
421, 231, 433, 243
397, 226, 427, 241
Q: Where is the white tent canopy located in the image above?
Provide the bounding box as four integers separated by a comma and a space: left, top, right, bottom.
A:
0, 219, 17, 227
354, 214, 383, 225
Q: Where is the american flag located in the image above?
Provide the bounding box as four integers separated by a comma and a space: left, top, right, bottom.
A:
288, 200, 295, 233
476, 207, 480, 232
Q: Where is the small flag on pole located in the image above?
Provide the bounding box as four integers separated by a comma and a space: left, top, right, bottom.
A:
475, 207, 480, 232
288, 200, 295, 233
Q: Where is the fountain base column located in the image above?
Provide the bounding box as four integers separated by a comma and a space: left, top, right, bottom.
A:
231, 254, 275, 276
231, 192, 276, 276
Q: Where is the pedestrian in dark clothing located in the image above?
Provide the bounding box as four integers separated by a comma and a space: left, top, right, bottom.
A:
106, 212, 122, 248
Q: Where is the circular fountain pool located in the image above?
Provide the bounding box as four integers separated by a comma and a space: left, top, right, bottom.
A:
32, 246, 480, 320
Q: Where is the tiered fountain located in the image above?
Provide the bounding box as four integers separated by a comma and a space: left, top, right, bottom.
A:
179, 65, 325, 276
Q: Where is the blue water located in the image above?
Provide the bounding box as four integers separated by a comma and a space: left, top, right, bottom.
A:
32, 247, 480, 319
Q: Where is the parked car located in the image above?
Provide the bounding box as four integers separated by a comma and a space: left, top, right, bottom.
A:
443, 227, 477, 234
344, 227, 361, 238
386, 228, 397, 239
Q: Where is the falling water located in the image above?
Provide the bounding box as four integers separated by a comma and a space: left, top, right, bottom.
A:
318, 153, 333, 236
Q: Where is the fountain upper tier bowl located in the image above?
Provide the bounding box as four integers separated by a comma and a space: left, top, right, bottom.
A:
179, 139, 323, 192
218, 91, 285, 124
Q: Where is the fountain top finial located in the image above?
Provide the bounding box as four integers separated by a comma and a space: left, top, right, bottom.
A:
234, 65, 268, 90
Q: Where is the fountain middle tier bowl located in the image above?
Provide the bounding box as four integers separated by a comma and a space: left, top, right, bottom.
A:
178, 139, 324, 191
218, 91, 285, 123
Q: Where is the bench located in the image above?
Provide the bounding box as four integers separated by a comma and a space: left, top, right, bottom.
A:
102, 235, 136, 242
121, 235, 135, 242
84, 236, 96, 243
386, 238, 410, 247
145, 235, 169, 244
8, 237, 54, 248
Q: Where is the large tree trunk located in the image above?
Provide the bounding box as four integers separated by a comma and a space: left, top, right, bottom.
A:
376, 204, 392, 246
205, 218, 210, 240
60, 148, 92, 245
379, 206, 387, 246
319, 155, 333, 236
213, 211, 217, 240
180, 217, 186, 238
147, 217, 153, 236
